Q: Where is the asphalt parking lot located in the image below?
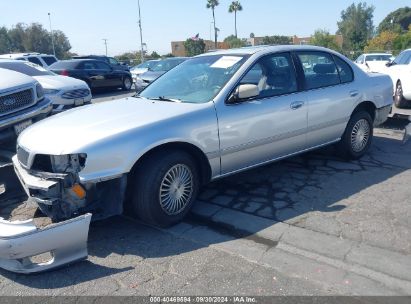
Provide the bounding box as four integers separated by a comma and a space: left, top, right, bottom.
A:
0, 91, 410, 296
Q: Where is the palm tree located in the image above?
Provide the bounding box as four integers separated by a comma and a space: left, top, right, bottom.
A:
206, 0, 219, 48
229, 1, 243, 38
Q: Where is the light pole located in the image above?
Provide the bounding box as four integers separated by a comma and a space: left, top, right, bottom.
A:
102, 39, 108, 56
138, 0, 144, 63
48, 13, 56, 57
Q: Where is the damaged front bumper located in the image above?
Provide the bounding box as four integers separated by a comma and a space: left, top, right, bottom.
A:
0, 155, 92, 274
0, 213, 91, 273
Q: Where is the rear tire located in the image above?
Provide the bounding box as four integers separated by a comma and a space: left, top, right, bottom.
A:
394, 81, 409, 108
131, 150, 200, 227
337, 111, 373, 160
122, 77, 132, 91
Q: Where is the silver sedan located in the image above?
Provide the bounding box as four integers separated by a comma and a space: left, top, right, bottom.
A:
3, 45, 393, 273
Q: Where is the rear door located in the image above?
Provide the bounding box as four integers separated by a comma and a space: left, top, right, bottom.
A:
294, 51, 357, 148
81, 61, 107, 88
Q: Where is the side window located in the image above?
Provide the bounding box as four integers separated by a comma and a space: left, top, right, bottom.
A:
82, 62, 97, 70
393, 52, 406, 65
41, 56, 57, 66
239, 53, 297, 99
402, 52, 411, 65
95, 61, 111, 70
297, 52, 339, 90
27, 57, 43, 66
108, 57, 119, 65
355, 55, 364, 64
333, 56, 354, 84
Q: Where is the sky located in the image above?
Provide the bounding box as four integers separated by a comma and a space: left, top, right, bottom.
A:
1, 0, 410, 56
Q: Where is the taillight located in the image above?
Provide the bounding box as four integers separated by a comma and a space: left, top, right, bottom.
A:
61, 70, 69, 76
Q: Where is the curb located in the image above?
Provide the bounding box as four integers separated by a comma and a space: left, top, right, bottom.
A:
188, 201, 411, 293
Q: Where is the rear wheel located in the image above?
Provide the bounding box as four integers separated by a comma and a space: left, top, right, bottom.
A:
122, 76, 132, 91
131, 150, 200, 227
338, 111, 373, 160
394, 81, 409, 108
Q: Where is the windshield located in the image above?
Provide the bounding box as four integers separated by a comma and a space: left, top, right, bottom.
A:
0, 61, 54, 76
140, 54, 249, 104
133, 60, 158, 70
150, 59, 185, 72
365, 54, 392, 61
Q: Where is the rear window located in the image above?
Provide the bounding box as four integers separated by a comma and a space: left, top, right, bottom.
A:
0, 62, 54, 76
41, 56, 57, 65
49, 61, 80, 69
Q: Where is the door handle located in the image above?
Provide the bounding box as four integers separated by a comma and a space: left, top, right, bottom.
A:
290, 101, 304, 110
350, 90, 359, 97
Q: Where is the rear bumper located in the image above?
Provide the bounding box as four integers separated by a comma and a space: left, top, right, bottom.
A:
374, 105, 392, 126
0, 213, 91, 274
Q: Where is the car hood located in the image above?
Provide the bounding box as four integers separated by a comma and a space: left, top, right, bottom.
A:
140, 71, 166, 82
0, 68, 36, 91
34, 75, 88, 90
18, 97, 208, 155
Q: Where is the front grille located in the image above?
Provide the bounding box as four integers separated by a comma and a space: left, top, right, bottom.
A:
61, 89, 90, 99
17, 146, 30, 168
0, 89, 34, 116
31, 154, 53, 172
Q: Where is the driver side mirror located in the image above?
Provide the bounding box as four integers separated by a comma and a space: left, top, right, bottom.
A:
228, 84, 259, 103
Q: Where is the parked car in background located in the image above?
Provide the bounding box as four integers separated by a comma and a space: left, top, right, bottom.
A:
6, 45, 393, 273
354, 53, 393, 73
73, 55, 130, 71
135, 57, 187, 91
0, 60, 91, 113
0, 68, 52, 143
382, 49, 411, 108
0, 53, 58, 70
49, 59, 133, 91
130, 59, 160, 83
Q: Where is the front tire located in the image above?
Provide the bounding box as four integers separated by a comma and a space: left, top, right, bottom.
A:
122, 76, 132, 91
338, 111, 373, 160
131, 150, 200, 227
394, 81, 409, 108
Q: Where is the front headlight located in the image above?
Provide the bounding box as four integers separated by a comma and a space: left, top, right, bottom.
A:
43, 88, 61, 95
36, 83, 44, 99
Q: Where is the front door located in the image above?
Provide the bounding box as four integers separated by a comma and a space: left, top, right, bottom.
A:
215, 52, 308, 175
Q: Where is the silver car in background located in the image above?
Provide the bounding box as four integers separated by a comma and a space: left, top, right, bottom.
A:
3, 45, 393, 273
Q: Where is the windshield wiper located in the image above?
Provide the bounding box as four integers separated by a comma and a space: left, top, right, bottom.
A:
148, 96, 182, 103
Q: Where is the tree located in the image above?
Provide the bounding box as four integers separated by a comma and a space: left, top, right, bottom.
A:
163, 53, 175, 58
377, 7, 411, 34
310, 29, 341, 51
224, 35, 245, 48
262, 35, 292, 45
393, 25, 411, 52
250, 32, 255, 38
0, 27, 12, 54
4, 23, 72, 59
364, 31, 399, 52
206, 0, 219, 48
150, 51, 161, 59
228, 1, 243, 38
184, 38, 206, 56
337, 2, 375, 52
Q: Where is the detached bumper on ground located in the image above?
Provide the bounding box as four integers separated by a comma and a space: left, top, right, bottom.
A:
0, 213, 91, 274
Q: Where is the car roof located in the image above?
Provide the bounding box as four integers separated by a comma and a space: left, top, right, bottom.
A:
0, 53, 53, 58
195, 45, 342, 57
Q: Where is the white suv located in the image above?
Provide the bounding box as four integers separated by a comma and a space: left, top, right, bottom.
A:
0, 53, 58, 70
0, 68, 52, 143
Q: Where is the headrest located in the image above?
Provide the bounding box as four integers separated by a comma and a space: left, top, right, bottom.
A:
313, 63, 336, 74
